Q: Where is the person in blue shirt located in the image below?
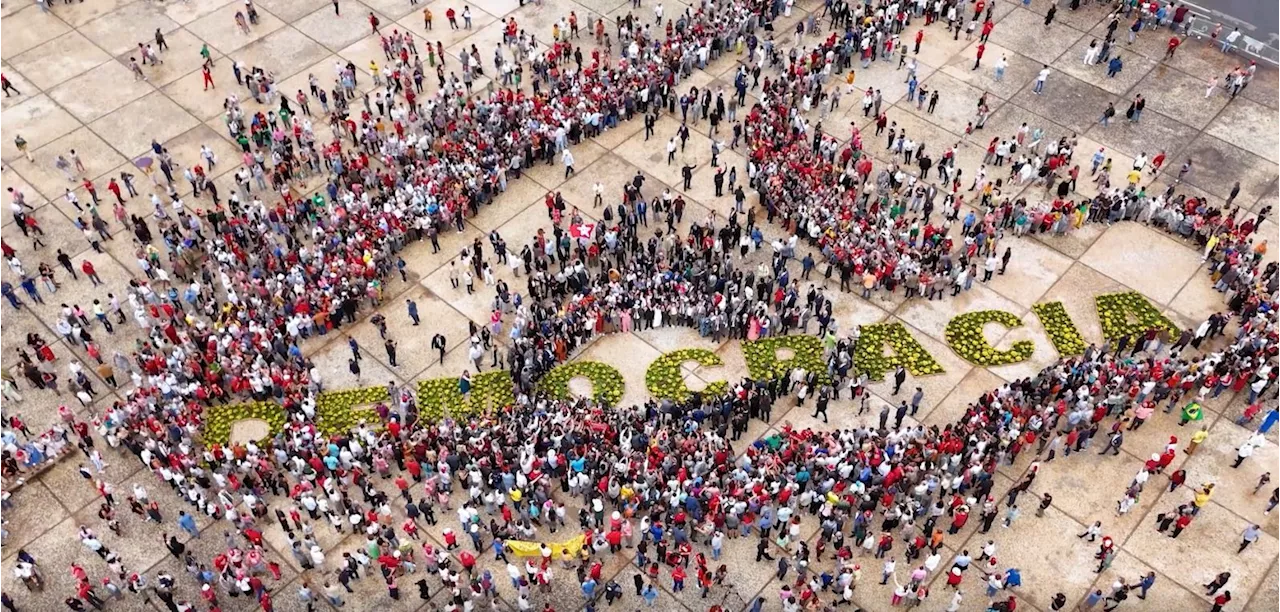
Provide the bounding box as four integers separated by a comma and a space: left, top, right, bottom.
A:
19, 276, 42, 304
1, 281, 22, 309
406, 299, 420, 325
1107, 55, 1124, 78
642, 584, 658, 606
178, 511, 200, 538
1136, 572, 1156, 599
757, 505, 775, 534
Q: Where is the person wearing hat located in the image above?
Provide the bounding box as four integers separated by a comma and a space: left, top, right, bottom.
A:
946, 567, 963, 588
1095, 537, 1117, 573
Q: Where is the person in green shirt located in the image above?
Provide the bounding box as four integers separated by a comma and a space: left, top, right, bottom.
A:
200, 43, 213, 66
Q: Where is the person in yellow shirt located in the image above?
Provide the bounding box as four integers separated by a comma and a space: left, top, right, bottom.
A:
1126, 167, 1141, 186
424, 7, 433, 30
1185, 425, 1209, 455
1192, 483, 1214, 514
1202, 233, 1219, 261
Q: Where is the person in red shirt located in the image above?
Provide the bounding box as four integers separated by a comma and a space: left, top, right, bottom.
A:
201, 583, 219, 605
106, 178, 124, 205
606, 529, 622, 553
949, 505, 970, 534
82, 179, 98, 205
1166, 35, 1182, 59
1150, 149, 1167, 174
81, 259, 102, 285
1171, 512, 1193, 537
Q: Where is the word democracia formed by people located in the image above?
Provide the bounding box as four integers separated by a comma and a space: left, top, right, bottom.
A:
206, 290, 1176, 443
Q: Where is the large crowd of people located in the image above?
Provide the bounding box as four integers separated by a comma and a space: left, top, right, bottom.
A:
2, 0, 1276, 610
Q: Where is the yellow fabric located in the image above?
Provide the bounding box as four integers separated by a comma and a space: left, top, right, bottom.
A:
1193, 490, 1211, 507
506, 534, 586, 558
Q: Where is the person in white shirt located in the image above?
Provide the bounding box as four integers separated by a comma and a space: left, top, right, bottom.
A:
1222, 27, 1241, 52
1034, 66, 1050, 94
561, 149, 575, 178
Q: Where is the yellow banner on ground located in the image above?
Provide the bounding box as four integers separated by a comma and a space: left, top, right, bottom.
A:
506, 534, 586, 558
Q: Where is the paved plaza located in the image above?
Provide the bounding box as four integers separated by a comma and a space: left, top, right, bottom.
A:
1, 0, 1278, 610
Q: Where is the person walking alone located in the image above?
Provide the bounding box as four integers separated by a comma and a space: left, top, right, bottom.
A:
1238, 524, 1260, 553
